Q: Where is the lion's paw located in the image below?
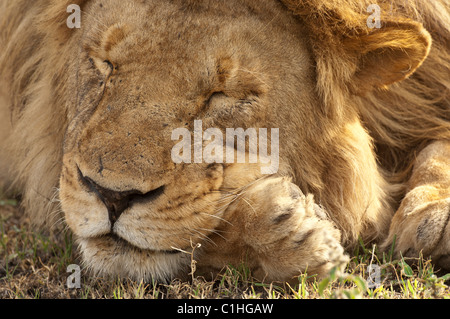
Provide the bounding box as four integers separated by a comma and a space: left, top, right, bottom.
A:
383, 185, 450, 271
226, 177, 349, 282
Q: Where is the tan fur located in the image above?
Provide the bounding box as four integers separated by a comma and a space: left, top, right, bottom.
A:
0, 0, 449, 282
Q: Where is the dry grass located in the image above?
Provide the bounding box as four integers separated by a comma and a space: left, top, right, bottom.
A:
1, 199, 449, 299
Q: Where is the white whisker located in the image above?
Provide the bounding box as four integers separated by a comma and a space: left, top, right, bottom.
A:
198, 227, 228, 241
190, 229, 217, 247
199, 212, 232, 226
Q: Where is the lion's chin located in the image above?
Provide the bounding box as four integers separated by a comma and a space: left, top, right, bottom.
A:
76, 235, 190, 283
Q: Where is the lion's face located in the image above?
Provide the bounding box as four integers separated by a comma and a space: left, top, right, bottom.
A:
59, 0, 317, 280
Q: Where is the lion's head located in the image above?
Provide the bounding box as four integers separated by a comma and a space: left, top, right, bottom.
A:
58, 0, 322, 280
1, 0, 448, 281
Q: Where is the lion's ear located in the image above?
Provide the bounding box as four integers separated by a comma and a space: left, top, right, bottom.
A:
345, 21, 431, 94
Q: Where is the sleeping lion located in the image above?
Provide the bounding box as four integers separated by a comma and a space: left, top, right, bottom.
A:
0, 0, 449, 282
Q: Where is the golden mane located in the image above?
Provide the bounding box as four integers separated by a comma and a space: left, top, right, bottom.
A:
0, 0, 88, 229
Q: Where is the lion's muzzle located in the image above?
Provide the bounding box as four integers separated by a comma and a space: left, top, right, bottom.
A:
77, 166, 166, 227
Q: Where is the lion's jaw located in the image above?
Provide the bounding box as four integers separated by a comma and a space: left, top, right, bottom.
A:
58, 0, 315, 281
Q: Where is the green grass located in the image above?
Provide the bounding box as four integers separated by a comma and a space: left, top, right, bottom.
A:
1, 202, 449, 299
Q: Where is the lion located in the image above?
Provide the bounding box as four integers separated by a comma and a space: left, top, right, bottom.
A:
0, 0, 449, 283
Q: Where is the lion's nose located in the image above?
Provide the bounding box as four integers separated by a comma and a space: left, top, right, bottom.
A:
78, 168, 165, 225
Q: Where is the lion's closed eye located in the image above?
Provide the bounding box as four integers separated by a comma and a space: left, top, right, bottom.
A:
102, 60, 114, 73
205, 91, 228, 109
88, 57, 114, 77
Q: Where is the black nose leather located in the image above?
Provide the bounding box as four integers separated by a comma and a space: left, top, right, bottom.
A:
85, 178, 135, 224
78, 168, 165, 225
